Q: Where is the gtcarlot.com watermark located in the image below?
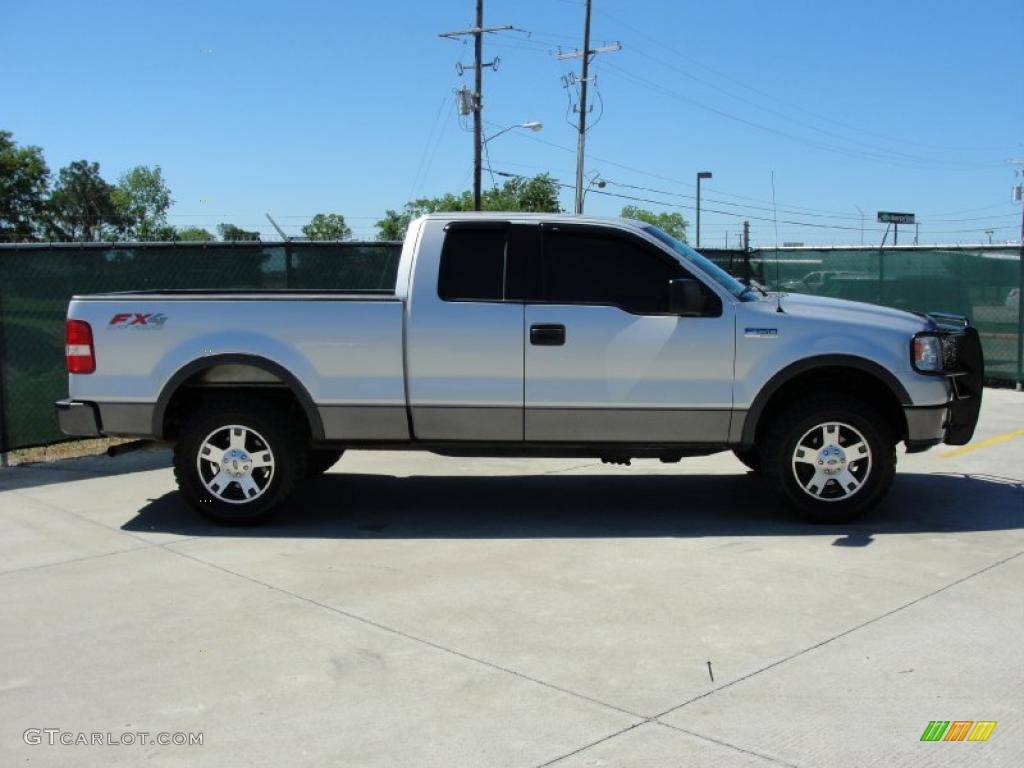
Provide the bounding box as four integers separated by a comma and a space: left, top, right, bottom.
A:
24, 729, 203, 747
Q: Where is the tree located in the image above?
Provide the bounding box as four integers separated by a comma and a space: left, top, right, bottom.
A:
113, 165, 173, 240
375, 209, 411, 241
402, 173, 562, 221
218, 223, 260, 241
45, 160, 122, 241
302, 213, 352, 241
176, 226, 215, 241
0, 130, 50, 242
483, 173, 561, 213
620, 205, 689, 242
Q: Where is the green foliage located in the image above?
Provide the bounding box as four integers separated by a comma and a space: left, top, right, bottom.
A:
375, 209, 411, 241
301, 212, 352, 241
620, 205, 689, 242
484, 173, 561, 213
406, 173, 562, 218
0, 130, 50, 242
45, 160, 123, 241
113, 165, 174, 241
176, 226, 215, 241
217, 223, 260, 241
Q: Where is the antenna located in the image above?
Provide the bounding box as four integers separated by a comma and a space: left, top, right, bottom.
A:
770, 172, 783, 313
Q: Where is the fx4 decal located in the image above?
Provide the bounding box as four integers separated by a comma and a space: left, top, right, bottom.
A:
108, 312, 168, 328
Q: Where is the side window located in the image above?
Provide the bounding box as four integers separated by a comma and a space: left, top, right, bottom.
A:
543, 228, 682, 314
438, 226, 508, 302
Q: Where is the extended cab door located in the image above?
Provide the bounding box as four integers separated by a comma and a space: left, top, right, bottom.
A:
405, 220, 526, 440
524, 224, 735, 442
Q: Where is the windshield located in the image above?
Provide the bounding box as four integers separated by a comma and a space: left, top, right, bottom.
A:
642, 225, 756, 301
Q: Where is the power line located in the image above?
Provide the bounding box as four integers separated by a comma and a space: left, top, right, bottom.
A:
601, 62, 1002, 172
594, 6, 1017, 155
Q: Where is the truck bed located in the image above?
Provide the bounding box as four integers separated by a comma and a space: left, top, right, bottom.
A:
66, 292, 409, 440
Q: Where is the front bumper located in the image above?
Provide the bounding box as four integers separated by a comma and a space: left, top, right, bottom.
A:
55, 399, 102, 437
907, 319, 984, 448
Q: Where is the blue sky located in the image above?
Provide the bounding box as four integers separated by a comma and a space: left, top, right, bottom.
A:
3, 0, 1022, 245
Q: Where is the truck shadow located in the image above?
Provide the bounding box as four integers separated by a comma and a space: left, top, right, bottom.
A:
123, 470, 1023, 544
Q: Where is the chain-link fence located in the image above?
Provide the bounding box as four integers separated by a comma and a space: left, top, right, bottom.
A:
0, 241, 1021, 452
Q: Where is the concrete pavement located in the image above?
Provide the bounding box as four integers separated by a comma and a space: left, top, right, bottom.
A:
1, 389, 1022, 767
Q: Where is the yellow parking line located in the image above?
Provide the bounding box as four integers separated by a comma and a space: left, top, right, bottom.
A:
939, 427, 1024, 459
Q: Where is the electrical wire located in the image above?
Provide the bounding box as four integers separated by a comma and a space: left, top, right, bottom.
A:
594, 6, 1017, 155
602, 63, 1002, 172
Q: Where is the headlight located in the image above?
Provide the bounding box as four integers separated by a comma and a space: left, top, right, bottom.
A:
912, 334, 942, 372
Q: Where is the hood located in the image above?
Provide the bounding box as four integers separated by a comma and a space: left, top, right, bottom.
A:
770, 292, 929, 334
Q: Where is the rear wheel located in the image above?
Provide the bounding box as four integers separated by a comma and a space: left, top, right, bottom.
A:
761, 397, 896, 524
173, 399, 305, 525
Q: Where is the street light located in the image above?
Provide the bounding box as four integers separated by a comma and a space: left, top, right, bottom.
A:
484, 121, 543, 143
482, 122, 543, 188
696, 171, 712, 249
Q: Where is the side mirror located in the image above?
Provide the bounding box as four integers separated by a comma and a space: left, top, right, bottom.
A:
669, 278, 703, 316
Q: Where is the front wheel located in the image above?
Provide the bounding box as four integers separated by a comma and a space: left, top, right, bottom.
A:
761, 397, 896, 524
173, 399, 306, 525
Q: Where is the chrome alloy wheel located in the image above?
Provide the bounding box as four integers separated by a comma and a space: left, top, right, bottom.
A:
196, 425, 275, 504
791, 421, 872, 502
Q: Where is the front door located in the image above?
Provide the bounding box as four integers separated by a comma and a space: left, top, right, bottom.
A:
524, 224, 735, 443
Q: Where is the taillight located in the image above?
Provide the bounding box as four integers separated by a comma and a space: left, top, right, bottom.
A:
65, 319, 96, 374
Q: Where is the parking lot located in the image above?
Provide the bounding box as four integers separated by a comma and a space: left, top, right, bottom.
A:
1, 389, 1021, 767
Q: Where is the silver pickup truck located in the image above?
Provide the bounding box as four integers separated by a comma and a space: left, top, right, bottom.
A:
56, 213, 983, 524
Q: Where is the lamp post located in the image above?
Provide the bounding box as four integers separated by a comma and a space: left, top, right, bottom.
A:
696, 171, 712, 248
481, 122, 543, 189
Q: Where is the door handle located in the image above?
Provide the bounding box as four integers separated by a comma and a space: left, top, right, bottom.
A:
530, 324, 566, 346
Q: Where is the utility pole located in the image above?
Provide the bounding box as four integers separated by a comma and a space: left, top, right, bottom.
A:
440, 2, 512, 211
557, 0, 620, 214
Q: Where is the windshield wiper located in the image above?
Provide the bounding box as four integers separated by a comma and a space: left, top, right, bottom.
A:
739, 279, 768, 297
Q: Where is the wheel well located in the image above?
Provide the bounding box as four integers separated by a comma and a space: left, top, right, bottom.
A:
752, 366, 907, 446
159, 363, 317, 441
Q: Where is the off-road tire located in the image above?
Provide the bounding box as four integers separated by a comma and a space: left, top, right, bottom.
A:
173, 398, 306, 525
761, 396, 896, 524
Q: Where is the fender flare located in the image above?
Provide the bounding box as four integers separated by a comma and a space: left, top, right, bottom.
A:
152, 353, 325, 440
739, 354, 911, 446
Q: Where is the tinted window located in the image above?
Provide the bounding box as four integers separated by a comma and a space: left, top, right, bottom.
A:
543, 227, 682, 314
438, 226, 507, 301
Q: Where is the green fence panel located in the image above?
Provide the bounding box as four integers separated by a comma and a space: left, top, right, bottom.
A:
0, 242, 401, 451
0, 241, 1020, 452
751, 246, 1022, 382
